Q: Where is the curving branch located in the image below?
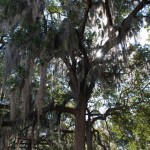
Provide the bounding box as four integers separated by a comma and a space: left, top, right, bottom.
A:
94, 129, 107, 150
105, 0, 113, 26
91, 97, 150, 125
92, 0, 150, 65
1, 101, 76, 127
62, 57, 78, 97
79, 0, 92, 39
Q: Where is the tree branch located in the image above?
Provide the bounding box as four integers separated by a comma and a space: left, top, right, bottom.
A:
62, 57, 78, 96
91, 97, 150, 124
105, 0, 113, 26
0, 103, 9, 109
1, 102, 76, 127
94, 129, 107, 150
79, 0, 92, 39
92, 0, 149, 65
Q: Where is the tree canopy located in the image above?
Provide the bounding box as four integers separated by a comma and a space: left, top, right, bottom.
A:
0, 0, 150, 149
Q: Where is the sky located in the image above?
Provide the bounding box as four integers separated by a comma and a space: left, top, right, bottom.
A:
140, 28, 150, 46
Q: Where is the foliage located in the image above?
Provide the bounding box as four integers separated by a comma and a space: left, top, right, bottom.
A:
0, 0, 150, 149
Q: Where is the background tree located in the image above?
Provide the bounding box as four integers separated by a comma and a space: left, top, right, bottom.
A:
0, 0, 150, 150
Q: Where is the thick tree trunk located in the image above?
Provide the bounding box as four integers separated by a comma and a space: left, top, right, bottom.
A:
74, 98, 87, 150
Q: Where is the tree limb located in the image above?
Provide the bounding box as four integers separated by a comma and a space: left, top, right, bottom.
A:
94, 129, 107, 150
105, 0, 113, 26
0, 103, 9, 109
92, 0, 149, 65
62, 57, 78, 97
1, 102, 76, 127
79, 0, 92, 39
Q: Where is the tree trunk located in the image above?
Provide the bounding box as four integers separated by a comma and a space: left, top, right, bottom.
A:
86, 123, 93, 150
74, 98, 87, 150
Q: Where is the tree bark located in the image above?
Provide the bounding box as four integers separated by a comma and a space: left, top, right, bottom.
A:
86, 123, 93, 150
74, 97, 87, 150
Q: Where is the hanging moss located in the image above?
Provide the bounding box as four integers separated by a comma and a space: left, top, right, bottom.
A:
10, 87, 20, 120
34, 55, 48, 120
21, 59, 33, 120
